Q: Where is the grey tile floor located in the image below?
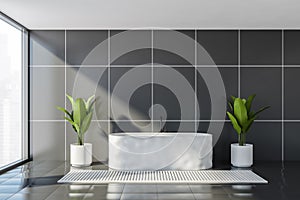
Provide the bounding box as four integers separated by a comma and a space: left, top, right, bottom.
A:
0, 161, 299, 200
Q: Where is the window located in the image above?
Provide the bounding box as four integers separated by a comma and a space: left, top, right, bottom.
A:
0, 14, 28, 170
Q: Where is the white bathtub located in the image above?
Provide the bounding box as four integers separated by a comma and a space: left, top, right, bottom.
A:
109, 132, 212, 170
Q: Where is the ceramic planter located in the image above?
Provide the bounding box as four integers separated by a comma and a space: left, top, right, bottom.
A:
70, 143, 92, 167
231, 143, 253, 167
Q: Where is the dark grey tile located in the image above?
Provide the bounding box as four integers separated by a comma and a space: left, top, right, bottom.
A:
8, 193, 50, 200
121, 193, 157, 200
198, 122, 235, 164
5, 161, 300, 200
247, 122, 282, 161
197, 30, 238, 65
85, 192, 121, 200
110, 30, 151, 65
32, 161, 64, 170
284, 122, 300, 161
158, 184, 190, 193
84, 185, 109, 199
157, 193, 195, 200
284, 30, 300, 65
123, 184, 157, 193
240, 30, 282, 65
196, 67, 238, 120
153, 67, 195, 120
31, 122, 65, 161
66, 66, 108, 120
200, 122, 282, 162
106, 183, 124, 193
155, 122, 195, 133
30, 30, 65, 65
66, 30, 108, 65
153, 84, 181, 121
110, 67, 151, 121
45, 185, 88, 200
240, 67, 281, 120
153, 30, 195, 65
189, 185, 226, 194
194, 193, 230, 200
110, 121, 152, 133
30, 67, 65, 120
284, 67, 300, 120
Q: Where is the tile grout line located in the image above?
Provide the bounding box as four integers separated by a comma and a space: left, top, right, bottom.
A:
282, 30, 284, 162
194, 29, 197, 133
29, 119, 294, 122
108, 30, 111, 134
31, 28, 300, 30
64, 29, 67, 161
29, 64, 292, 68
238, 29, 241, 98
151, 29, 154, 132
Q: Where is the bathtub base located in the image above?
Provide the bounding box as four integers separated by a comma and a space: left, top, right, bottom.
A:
109, 133, 213, 170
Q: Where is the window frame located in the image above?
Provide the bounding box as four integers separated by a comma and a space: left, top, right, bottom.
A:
0, 12, 30, 174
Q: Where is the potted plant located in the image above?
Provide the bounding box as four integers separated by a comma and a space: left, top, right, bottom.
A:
227, 94, 269, 167
57, 94, 95, 167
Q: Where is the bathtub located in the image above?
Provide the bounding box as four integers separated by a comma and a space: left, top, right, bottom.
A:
109, 132, 212, 170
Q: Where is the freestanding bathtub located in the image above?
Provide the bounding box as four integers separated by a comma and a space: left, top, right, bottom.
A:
109, 132, 212, 170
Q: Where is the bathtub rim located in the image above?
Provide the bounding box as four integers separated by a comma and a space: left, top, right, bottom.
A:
109, 132, 212, 137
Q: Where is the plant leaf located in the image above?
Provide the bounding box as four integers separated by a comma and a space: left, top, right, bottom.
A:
249, 111, 255, 119
245, 94, 256, 114
233, 98, 248, 127
242, 99, 246, 104
86, 95, 95, 110
57, 106, 72, 118
230, 96, 236, 103
253, 105, 271, 117
227, 112, 242, 134
228, 101, 233, 111
73, 98, 87, 127
64, 117, 79, 133
88, 99, 96, 113
245, 116, 256, 133
66, 94, 74, 109
242, 116, 256, 133
81, 112, 93, 134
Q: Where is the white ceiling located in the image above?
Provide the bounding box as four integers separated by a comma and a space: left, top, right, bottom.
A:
1, 0, 300, 29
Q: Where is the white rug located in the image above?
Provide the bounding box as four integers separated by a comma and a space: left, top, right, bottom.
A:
58, 170, 267, 184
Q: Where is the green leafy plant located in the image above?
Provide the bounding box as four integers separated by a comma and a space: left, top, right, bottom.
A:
57, 94, 95, 145
227, 94, 270, 146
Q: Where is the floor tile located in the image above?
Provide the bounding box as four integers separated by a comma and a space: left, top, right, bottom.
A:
189, 185, 226, 194
121, 193, 157, 200
1, 161, 300, 200
123, 184, 156, 193
158, 193, 195, 200
0, 193, 14, 200
157, 184, 191, 193
2, 178, 25, 185
8, 193, 49, 200
0, 185, 23, 193
193, 193, 230, 200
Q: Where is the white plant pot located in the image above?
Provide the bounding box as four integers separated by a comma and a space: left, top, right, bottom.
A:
231, 143, 253, 167
70, 143, 92, 167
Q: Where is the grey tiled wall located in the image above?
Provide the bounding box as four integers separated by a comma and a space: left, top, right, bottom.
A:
30, 30, 300, 163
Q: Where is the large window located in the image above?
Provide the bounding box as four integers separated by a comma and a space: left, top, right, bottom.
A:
0, 15, 28, 170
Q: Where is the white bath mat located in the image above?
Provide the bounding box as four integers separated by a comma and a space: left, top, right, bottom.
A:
58, 170, 267, 184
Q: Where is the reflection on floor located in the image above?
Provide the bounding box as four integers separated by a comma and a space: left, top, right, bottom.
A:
0, 161, 299, 200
